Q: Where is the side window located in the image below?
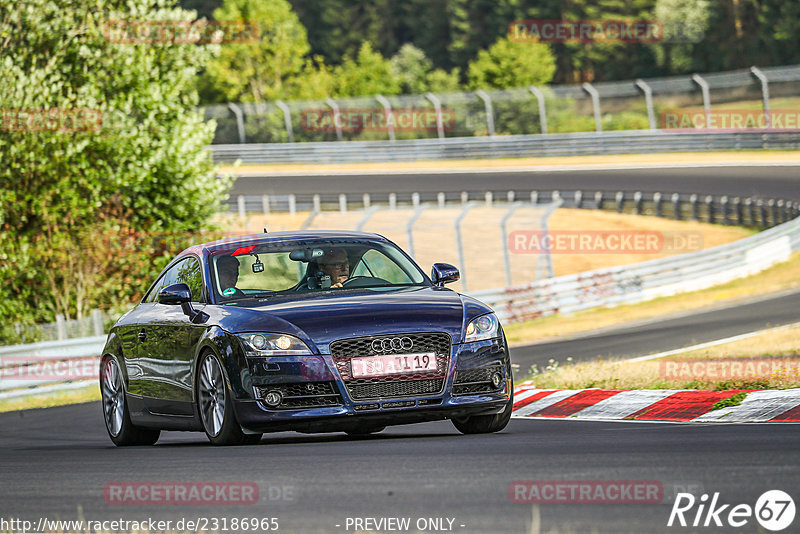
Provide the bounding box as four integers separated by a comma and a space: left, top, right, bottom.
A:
144, 257, 204, 303
353, 249, 410, 284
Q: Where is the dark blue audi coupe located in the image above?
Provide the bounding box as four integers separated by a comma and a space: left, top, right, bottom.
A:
100, 231, 513, 446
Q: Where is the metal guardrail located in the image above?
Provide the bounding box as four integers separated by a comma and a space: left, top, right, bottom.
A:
211, 130, 800, 164
472, 214, 800, 324
4, 210, 799, 401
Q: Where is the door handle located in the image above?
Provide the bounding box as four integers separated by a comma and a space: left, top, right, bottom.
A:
137, 330, 147, 343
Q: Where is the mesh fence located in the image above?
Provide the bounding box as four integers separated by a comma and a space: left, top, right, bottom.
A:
205, 65, 800, 143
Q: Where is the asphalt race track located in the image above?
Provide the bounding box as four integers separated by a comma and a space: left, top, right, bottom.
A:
2, 400, 799, 534
230, 165, 800, 201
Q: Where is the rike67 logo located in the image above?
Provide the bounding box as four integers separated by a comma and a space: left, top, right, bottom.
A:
668, 490, 795, 531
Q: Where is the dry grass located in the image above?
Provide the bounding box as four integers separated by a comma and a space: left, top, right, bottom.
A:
0, 384, 99, 413
676, 324, 800, 360
505, 251, 800, 345
216, 208, 747, 292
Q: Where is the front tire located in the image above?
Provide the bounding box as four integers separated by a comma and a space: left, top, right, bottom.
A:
197, 351, 261, 446
100, 356, 160, 446
452, 381, 514, 435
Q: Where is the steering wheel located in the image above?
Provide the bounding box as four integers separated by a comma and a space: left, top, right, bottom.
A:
341, 276, 389, 287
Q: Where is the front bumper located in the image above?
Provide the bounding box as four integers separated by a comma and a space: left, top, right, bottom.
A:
233, 337, 511, 434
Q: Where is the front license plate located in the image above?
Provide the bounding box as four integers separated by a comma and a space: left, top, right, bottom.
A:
351, 352, 437, 378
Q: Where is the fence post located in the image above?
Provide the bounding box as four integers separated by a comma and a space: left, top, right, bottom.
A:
759, 200, 767, 226
56, 314, 67, 341
619, 191, 627, 213
475, 89, 495, 136
227, 103, 246, 144
389, 193, 397, 210
325, 98, 343, 141
312, 194, 321, 213
437, 192, 446, 209
275, 100, 294, 142
691, 74, 712, 129
529, 86, 548, 134
406, 205, 429, 258
485, 191, 493, 207
777, 199, 786, 224
721, 195, 729, 225
750, 66, 771, 129
454, 202, 478, 291
582, 82, 602, 132
507, 191, 515, 203
92, 309, 104, 337
734, 197, 743, 225
500, 202, 523, 286
745, 198, 754, 225
574, 190, 583, 208
672, 193, 681, 220
690, 194, 699, 221
412, 192, 421, 208
339, 194, 347, 213
635, 79, 657, 130
237, 195, 246, 219
538, 200, 562, 280
262, 195, 270, 215
769, 199, 778, 226
531, 191, 538, 204
288, 194, 296, 216
634, 192, 643, 214
461, 191, 469, 204
653, 192, 662, 217
424, 92, 445, 139
363, 193, 371, 208
552, 190, 560, 203
594, 191, 603, 209
705, 195, 714, 223
356, 205, 381, 231
375, 94, 395, 141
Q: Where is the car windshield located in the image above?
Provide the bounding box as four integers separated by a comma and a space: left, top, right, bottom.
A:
210, 239, 428, 302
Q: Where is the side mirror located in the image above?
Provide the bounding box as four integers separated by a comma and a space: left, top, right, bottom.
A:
158, 283, 191, 305
431, 263, 459, 287
158, 283, 207, 323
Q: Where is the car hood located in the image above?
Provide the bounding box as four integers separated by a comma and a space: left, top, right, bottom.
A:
212, 286, 492, 352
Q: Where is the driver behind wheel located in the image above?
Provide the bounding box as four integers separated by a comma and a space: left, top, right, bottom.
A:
318, 249, 350, 288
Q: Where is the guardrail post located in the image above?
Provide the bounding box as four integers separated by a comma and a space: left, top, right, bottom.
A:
672, 193, 681, 220
750, 67, 771, 129
454, 202, 478, 291
745, 198, 754, 225
325, 98, 343, 141
734, 197, 743, 225
721, 195, 729, 225
485, 191, 493, 206
363, 193, 371, 208
288, 194, 296, 216
275, 100, 294, 143
92, 309, 104, 337
633, 192, 642, 215
705, 195, 714, 223
690, 194, 699, 221
56, 314, 66, 341
437, 192, 446, 209
424, 92, 445, 139
531, 191, 538, 204
769, 199, 778, 226
635, 79, 657, 130
339, 194, 347, 213
500, 202, 524, 286
653, 192, 663, 217
582, 83, 602, 132
595, 191, 603, 209
406, 205, 429, 258
412, 192, 421, 208
758, 200, 767, 226
313, 194, 321, 213
227, 103, 246, 144
777, 199, 786, 223
619, 191, 628, 214
461, 191, 469, 204
237, 195, 246, 218
574, 190, 583, 208
389, 193, 397, 210
529, 86, 548, 134
691, 74, 712, 129
475, 89, 495, 136
552, 190, 560, 203
375, 95, 395, 141
507, 191, 515, 203
262, 195, 271, 215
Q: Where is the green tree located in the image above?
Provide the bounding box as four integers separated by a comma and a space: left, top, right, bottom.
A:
0, 0, 228, 338
390, 43, 461, 94
333, 42, 401, 97
467, 36, 556, 89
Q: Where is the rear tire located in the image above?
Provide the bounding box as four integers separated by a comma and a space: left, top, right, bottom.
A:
452, 381, 514, 435
100, 356, 160, 446
197, 351, 260, 446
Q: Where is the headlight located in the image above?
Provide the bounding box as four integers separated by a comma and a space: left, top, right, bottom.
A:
236, 333, 312, 356
464, 313, 500, 343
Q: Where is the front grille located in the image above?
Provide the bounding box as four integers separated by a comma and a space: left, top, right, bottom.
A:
452, 365, 505, 396
255, 381, 342, 409
330, 332, 451, 400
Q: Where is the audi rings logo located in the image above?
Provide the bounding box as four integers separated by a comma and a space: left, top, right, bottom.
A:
371, 337, 414, 353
